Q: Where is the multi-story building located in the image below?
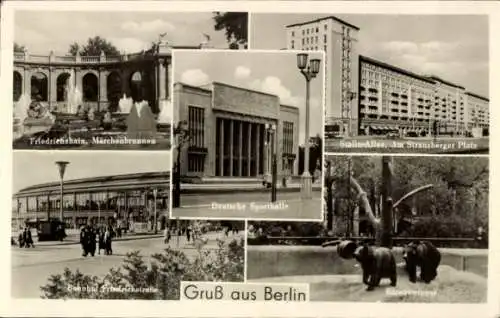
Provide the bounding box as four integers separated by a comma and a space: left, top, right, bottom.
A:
465, 92, 490, 131
359, 55, 435, 136
285, 16, 489, 137
286, 16, 360, 136
173, 82, 300, 180
429, 76, 467, 135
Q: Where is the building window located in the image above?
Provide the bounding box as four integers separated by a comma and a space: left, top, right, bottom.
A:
324, 24, 328, 30
291, 40, 294, 49
188, 105, 205, 148
323, 34, 327, 43
291, 31, 295, 37
302, 38, 305, 45
188, 153, 205, 173
283, 121, 294, 155
316, 27, 319, 32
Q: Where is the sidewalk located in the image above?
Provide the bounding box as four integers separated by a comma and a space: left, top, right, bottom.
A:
181, 182, 322, 192
29, 232, 164, 247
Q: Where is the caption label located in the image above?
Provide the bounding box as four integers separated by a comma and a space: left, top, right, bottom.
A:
180, 282, 309, 302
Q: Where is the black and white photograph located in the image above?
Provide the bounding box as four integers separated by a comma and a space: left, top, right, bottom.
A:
11, 151, 245, 299
170, 50, 324, 220
251, 14, 489, 154
11, 10, 248, 150
247, 155, 488, 302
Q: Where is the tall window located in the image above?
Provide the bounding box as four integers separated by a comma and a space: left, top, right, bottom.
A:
188, 106, 205, 148
188, 105, 205, 173
291, 40, 294, 49
283, 121, 294, 155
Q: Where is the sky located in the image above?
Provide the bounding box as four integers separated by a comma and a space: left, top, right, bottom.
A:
14, 11, 232, 55
12, 151, 170, 193
251, 14, 489, 97
174, 50, 324, 143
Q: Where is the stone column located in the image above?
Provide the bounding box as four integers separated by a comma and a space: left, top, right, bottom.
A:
255, 124, 260, 176
159, 59, 167, 100
219, 118, 224, 176
24, 67, 31, 98
49, 68, 57, 109
238, 121, 243, 177
229, 120, 234, 177
247, 123, 253, 176
166, 58, 172, 100
99, 69, 108, 111
262, 125, 267, 177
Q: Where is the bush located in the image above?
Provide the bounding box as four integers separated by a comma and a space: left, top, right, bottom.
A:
40, 238, 244, 299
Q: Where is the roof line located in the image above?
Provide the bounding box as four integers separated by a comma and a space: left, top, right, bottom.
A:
359, 55, 436, 84
286, 15, 360, 31
465, 91, 489, 102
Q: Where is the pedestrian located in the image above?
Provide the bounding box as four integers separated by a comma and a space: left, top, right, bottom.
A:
163, 226, 171, 244
186, 225, 191, 242
97, 227, 105, 255
25, 227, 34, 248
104, 226, 113, 255
224, 226, 230, 237
80, 225, 88, 256
18, 230, 25, 248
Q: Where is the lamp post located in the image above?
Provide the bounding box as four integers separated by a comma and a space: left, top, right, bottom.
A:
296, 53, 321, 199
347, 91, 357, 137
153, 188, 158, 234
266, 123, 277, 202
55, 161, 69, 222
173, 120, 189, 208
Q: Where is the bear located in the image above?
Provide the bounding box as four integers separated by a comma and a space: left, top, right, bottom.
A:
353, 244, 397, 291
403, 240, 441, 284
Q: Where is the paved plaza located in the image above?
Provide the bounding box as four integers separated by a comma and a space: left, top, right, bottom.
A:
11, 232, 243, 298
173, 191, 322, 220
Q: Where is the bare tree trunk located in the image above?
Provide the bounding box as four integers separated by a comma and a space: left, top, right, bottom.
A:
380, 156, 393, 248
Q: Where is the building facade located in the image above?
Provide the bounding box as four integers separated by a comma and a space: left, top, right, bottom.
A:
174, 82, 300, 179
12, 40, 209, 114
359, 55, 436, 136
286, 16, 360, 135
12, 172, 169, 230
285, 16, 489, 136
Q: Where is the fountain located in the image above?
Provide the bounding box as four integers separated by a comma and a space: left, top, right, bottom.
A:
13, 93, 31, 139
157, 99, 172, 124
65, 72, 82, 114
12, 93, 56, 139
127, 99, 157, 140
118, 94, 133, 114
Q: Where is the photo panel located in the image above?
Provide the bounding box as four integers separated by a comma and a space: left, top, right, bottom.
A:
11, 150, 245, 299
247, 154, 489, 303
170, 49, 325, 221
11, 10, 248, 150
250, 13, 489, 155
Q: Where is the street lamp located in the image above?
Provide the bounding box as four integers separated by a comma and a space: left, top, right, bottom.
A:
265, 123, 277, 202
347, 91, 357, 137
296, 53, 321, 199
55, 161, 69, 222
173, 120, 189, 208
153, 188, 158, 234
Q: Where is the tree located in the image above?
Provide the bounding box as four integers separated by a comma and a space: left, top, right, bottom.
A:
213, 12, 248, 49
14, 43, 25, 53
68, 36, 121, 56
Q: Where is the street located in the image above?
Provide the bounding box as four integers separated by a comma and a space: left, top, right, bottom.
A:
325, 137, 489, 154
11, 232, 243, 298
173, 191, 322, 220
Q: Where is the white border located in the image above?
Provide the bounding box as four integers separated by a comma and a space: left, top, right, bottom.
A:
170, 48, 325, 222
1, 1, 499, 318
